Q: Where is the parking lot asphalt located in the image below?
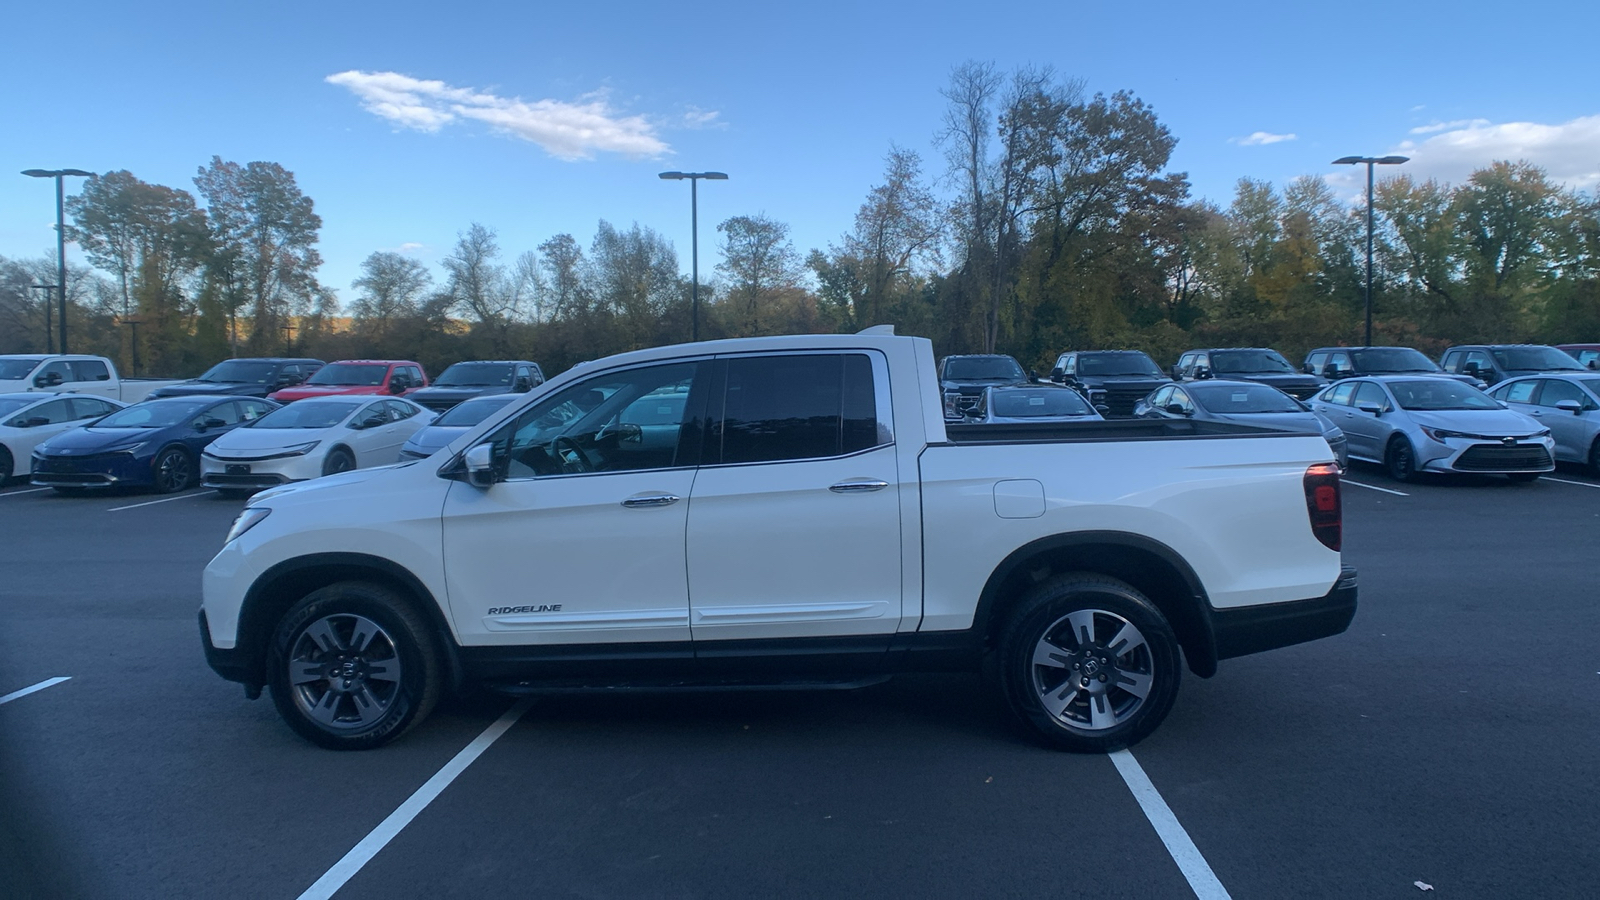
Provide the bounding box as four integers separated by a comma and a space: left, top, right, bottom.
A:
2, 464, 1597, 899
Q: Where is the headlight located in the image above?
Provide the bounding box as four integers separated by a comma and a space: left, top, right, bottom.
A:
224, 507, 271, 544
1421, 426, 1469, 441
113, 441, 150, 455
281, 441, 320, 456
1533, 429, 1551, 438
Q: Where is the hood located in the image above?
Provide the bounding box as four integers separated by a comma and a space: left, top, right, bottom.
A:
1080, 375, 1171, 387
942, 378, 1019, 394
1443, 373, 1488, 388
249, 462, 407, 504
403, 424, 471, 456
152, 382, 258, 397
39, 426, 152, 454
271, 385, 384, 401
411, 385, 508, 399
1224, 373, 1324, 389
1210, 411, 1329, 435
208, 427, 331, 456
1407, 407, 1544, 436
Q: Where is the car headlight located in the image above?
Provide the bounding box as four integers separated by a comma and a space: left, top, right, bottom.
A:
113, 441, 150, 455
1420, 426, 1469, 441
281, 441, 320, 456
1532, 429, 1551, 438
224, 507, 271, 544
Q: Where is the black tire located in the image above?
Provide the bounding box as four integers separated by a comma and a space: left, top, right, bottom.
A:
998, 573, 1181, 753
1507, 472, 1541, 483
152, 446, 194, 493
215, 488, 252, 500
267, 581, 443, 750
0, 446, 12, 484
1385, 435, 1418, 483
1589, 438, 1600, 479
322, 448, 355, 477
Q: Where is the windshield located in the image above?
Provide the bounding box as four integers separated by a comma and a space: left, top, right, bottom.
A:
0, 396, 40, 416
198, 360, 281, 384
989, 389, 1093, 418
434, 363, 515, 387
1211, 350, 1295, 374
1190, 383, 1303, 413
0, 359, 44, 379
1349, 348, 1440, 373
252, 400, 363, 429
434, 395, 518, 427
944, 357, 1025, 381
1390, 380, 1501, 411
1077, 353, 1163, 377
1493, 346, 1585, 371
307, 363, 388, 386
95, 400, 211, 428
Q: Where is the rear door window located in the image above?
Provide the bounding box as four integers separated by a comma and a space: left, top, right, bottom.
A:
716, 354, 884, 465
69, 359, 111, 382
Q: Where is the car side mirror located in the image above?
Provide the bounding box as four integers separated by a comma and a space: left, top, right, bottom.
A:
34, 372, 63, 387
514, 377, 531, 391
1556, 399, 1584, 414
1165, 402, 1190, 416
464, 443, 498, 488
1028, 368, 1041, 383
1355, 402, 1384, 416
1588, 359, 1599, 370
1461, 362, 1481, 377
1303, 363, 1315, 374
360, 413, 388, 429
1194, 366, 1211, 380
1049, 367, 1065, 384
388, 380, 408, 394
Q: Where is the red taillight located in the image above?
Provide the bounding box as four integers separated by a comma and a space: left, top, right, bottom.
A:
1304, 463, 1342, 551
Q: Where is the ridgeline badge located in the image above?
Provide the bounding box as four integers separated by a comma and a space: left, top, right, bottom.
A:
487, 604, 563, 615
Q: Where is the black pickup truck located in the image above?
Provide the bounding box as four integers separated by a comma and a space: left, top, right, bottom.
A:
1048, 350, 1172, 417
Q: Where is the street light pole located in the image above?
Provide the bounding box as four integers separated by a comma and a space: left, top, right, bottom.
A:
22, 168, 95, 354
658, 171, 729, 342
1332, 155, 1408, 346
29, 284, 55, 353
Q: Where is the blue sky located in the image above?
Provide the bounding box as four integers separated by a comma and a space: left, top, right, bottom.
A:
3, 0, 1597, 301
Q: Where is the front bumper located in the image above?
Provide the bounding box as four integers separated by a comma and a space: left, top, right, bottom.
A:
200, 609, 259, 697
1212, 565, 1358, 660
31, 452, 147, 487
1417, 436, 1555, 474
201, 452, 321, 489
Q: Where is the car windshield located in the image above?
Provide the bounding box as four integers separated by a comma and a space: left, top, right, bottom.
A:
0, 359, 44, 379
1492, 346, 1584, 371
307, 363, 388, 386
1211, 350, 1295, 374
95, 400, 212, 428
0, 396, 40, 416
944, 357, 1025, 381
197, 360, 280, 383
989, 389, 1093, 417
1349, 348, 1440, 373
1389, 380, 1501, 411
1077, 353, 1163, 377
434, 363, 515, 387
434, 395, 518, 427
1190, 383, 1302, 413
252, 400, 363, 429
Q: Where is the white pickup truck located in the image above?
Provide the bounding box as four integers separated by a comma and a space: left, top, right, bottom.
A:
0, 354, 182, 403
201, 330, 1356, 751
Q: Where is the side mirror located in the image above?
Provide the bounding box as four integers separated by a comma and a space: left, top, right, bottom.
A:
1028, 368, 1041, 383
34, 372, 63, 387
464, 443, 498, 488
1321, 364, 1341, 379
388, 379, 408, 394
1461, 362, 1481, 377
1587, 359, 1598, 370
275, 374, 299, 387
1194, 366, 1212, 380
1169, 365, 1182, 380
1165, 402, 1190, 416
360, 413, 388, 429
196, 416, 227, 432
1049, 367, 1065, 384
514, 377, 531, 391
1303, 363, 1315, 375
1556, 399, 1584, 414
1355, 402, 1384, 416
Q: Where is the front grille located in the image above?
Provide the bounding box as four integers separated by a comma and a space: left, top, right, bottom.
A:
952, 394, 981, 411
1099, 388, 1151, 418
1454, 444, 1552, 472
32, 471, 114, 485
202, 473, 289, 488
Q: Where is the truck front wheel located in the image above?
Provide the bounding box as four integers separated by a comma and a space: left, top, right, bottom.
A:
266, 581, 443, 750
998, 574, 1181, 753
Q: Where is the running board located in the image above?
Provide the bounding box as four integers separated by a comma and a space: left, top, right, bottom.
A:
481, 674, 893, 695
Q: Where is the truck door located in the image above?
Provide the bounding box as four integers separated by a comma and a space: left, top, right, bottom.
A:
440, 360, 711, 646
685, 352, 903, 645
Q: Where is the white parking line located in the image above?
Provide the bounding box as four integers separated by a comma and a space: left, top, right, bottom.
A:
108, 491, 217, 511
1110, 749, 1232, 900
1545, 476, 1600, 489
296, 698, 536, 900
1343, 480, 1409, 496
0, 487, 50, 497
0, 677, 71, 706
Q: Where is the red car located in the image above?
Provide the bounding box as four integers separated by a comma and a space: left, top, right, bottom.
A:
1558, 344, 1600, 370
267, 360, 428, 403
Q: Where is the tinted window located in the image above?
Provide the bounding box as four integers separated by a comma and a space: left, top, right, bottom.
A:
307, 363, 388, 386
989, 388, 1092, 418
70, 359, 110, 381
500, 362, 704, 477
1492, 346, 1585, 372
435, 363, 515, 387
1210, 350, 1295, 374
719, 354, 880, 464
1190, 383, 1302, 414
30, 399, 76, 424
942, 356, 1025, 381
1537, 379, 1589, 409
198, 361, 282, 384
1076, 353, 1163, 377
1350, 348, 1439, 373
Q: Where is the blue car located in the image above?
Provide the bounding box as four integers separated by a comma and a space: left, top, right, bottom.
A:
398, 393, 520, 460
31, 395, 277, 494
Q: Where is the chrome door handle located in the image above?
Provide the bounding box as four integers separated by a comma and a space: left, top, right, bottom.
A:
622, 493, 680, 508
830, 479, 889, 493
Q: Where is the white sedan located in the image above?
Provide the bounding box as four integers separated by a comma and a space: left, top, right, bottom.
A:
201, 396, 435, 496
0, 392, 127, 482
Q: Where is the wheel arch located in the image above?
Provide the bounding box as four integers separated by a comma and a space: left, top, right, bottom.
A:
974, 531, 1219, 677
235, 552, 462, 696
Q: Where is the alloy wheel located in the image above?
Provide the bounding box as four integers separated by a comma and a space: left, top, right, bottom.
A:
287, 614, 403, 731
156, 450, 191, 492
1029, 608, 1154, 731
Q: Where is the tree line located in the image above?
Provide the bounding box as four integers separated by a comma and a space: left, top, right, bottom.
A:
4, 61, 1598, 379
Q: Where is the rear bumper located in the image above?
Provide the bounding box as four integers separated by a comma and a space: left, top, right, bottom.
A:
1212, 565, 1358, 660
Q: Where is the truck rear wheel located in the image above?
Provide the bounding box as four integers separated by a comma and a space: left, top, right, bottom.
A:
266, 581, 443, 750
998, 574, 1181, 753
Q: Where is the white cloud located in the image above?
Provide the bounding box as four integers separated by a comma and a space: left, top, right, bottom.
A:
325, 70, 675, 160
394, 242, 424, 255
1327, 114, 1600, 193
680, 106, 725, 130
1409, 118, 1490, 135
1231, 131, 1297, 146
